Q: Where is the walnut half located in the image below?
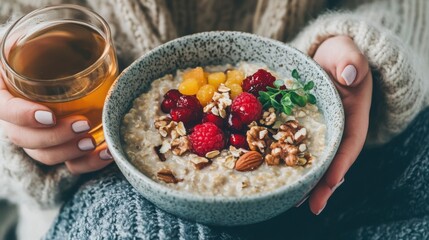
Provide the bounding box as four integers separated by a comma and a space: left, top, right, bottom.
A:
246, 125, 271, 153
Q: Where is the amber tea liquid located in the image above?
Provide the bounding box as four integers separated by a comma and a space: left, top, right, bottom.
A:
5, 22, 118, 144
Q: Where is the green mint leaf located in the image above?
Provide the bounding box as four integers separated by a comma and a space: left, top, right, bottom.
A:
307, 93, 317, 104
266, 86, 278, 92
273, 80, 284, 88
271, 99, 282, 111
291, 92, 306, 107
281, 94, 292, 106
262, 101, 271, 109
304, 81, 314, 91
282, 105, 292, 115
258, 91, 270, 101
291, 69, 300, 80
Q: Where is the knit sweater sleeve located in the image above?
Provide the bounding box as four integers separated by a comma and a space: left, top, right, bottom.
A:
290, 0, 429, 145
0, 126, 78, 208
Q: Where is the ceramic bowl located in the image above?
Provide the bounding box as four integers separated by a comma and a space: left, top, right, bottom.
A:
103, 31, 344, 226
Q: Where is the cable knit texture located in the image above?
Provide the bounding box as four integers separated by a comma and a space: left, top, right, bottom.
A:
0, 0, 428, 238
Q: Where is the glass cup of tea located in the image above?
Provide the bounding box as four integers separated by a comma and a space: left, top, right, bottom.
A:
0, 4, 118, 145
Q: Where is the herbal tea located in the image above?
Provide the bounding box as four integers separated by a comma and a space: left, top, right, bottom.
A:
4, 22, 118, 143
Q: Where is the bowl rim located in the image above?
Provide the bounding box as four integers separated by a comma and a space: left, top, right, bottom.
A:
104, 31, 344, 203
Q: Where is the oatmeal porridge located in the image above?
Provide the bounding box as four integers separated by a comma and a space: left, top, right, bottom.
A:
121, 62, 326, 197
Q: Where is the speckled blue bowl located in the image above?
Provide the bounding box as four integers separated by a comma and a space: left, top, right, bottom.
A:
103, 31, 344, 226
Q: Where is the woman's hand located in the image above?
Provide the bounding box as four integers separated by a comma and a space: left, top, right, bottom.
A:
307, 36, 373, 214
0, 75, 113, 175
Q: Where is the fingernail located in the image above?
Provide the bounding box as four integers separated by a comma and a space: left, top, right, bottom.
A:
316, 202, 327, 215
295, 195, 309, 207
341, 65, 357, 86
72, 121, 90, 133
78, 138, 95, 151
35, 110, 55, 125
99, 149, 113, 160
332, 178, 345, 192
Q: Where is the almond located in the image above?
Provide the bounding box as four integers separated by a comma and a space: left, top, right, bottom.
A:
234, 151, 263, 172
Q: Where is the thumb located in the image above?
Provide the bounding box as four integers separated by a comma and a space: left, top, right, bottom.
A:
313, 36, 369, 88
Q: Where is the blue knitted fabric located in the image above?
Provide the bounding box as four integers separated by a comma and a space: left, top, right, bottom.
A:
45, 108, 429, 240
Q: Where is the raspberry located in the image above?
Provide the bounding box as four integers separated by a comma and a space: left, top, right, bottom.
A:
230, 92, 262, 125
229, 134, 248, 149
161, 98, 176, 113
164, 89, 182, 101
242, 69, 276, 97
170, 108, 194, 124
189, 122, 225, 156
202, 113, 224, 128
227, 113, 245, 132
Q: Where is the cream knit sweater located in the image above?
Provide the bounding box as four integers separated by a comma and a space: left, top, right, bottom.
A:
0, 0, 428, 237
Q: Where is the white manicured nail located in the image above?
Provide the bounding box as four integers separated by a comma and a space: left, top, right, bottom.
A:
34, 111, 54, 125
99, 149, 113, 160
78, 138, 95, 151
295, 195, 309, 207
72, 121, 90, 133
332, 178, 345, 192
316, 202, 327, 215
341, 65, 357, 86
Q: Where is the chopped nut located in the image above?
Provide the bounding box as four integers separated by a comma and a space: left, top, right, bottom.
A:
171, 136, 190, 156
205, 150, 220, 159
229, 146, 247, 158
203, 91, 232, 119
260, 108, 276, 126
246, 126, 271, 153
176, 122, 186, 136
294, 128, 307, 143
259, 129, 268, 140
157, 169, 182, 183
154, 145, 166, 161
154, 116, 171, 129
191, 156, 211, 170
224, 155, 237, 169
159, 140, 171, 154
298, 143, 307, 152
265, 153, 280, 165
272, 132, 286, 141
285, 154, 298, 166
218, 84, 230, 92
154, 116, 184, 139
296, 157, 307, 166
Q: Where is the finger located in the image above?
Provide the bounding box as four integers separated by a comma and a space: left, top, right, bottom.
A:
335, 51, 369, 87
309, 116, 364, 215
24, 135, 96, 166
2, 115, 91, 149
0, 77, 56, 127
313, 36, 369, 87
309, 74, 373, 215
65, 143, 114, 175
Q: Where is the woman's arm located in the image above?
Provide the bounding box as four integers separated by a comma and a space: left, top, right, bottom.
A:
291, 0, 429, 214
292, 0, 429, 145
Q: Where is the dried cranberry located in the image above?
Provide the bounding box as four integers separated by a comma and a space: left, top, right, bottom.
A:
242, 69, 276, 97
229, 133, 249, 149
164, 89, 182, 101
202, 113, 224, 128
161, 98, 176, 113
